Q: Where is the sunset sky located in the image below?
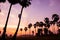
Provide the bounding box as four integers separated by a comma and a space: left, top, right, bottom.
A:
0, 0, 60, 36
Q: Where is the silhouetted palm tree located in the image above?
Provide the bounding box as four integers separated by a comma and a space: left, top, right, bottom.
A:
12, 0, 31, 40
32, 31, 34, 36
44, 17, 50, 35
3, 0, 18, 40
0, 0, 6, 3
28, 23, 32, 35
37, 28, 42, 36
24, 27, 28, 35
34, 24, 36, 34
51, 14, 59, 35
35, 22, 40, 34
2, 0, 18, 40
39, 21, 44, 35
20, 28, 23, 35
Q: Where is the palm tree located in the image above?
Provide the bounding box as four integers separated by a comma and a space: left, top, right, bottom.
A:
24, 27, 28, 35
32, 31, 34, 35
2, 0, 18, 40
0, 0, 6, 3
34, 24, 36, 34
39, 21, 44, 35
28, 23, 32, 35
52, 14, 59, 35
12, 0, 31, 40
44, 17, 50, 35
20, 28, 23, 35
37, 28, 42, 36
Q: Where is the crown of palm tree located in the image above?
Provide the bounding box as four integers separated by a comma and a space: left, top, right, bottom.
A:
0, 0, 6, 3
28, 23, 32, 28
44, 17, 49, 24
19, 0, 31, 8
35, 22, 40, 26
34, 24, 36, 28
39, 22, 43, 27
20, 28, 23, 31
8, 0, 19, 4
52, 14, 59, 22
24, 27, 28, 31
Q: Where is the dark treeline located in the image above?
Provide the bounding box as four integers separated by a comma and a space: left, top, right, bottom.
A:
0, 0, 60, 40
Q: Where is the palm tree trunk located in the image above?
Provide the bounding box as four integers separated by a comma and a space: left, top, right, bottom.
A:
29, 29, 31, 35
21, 31, 22, 35
12, 6, 24, 40
35, 28, 36, 35
25, 31, 26, 35
2, 4, 12, 40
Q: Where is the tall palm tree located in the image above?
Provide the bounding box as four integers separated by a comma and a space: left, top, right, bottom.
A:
20, 28, 23, 35
0, 0, 6, 3
24, 27, 28, 35
28, 23, 32, 35
44, 17, 50, 35
52, 14, 59, 35
39, 21, 44, 35
2, 0, 18, 40
12, 0, 31, 40
34, 24, 36, 34
32, 31, 34, 36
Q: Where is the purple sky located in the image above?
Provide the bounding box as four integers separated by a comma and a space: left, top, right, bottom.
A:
0, 0, 60, 29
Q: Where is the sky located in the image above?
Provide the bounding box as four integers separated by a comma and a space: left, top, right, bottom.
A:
0, 0, 60, 35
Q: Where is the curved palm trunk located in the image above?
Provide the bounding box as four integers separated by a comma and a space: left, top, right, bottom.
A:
12, 6, 24, 40
2, 4, 12, 40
